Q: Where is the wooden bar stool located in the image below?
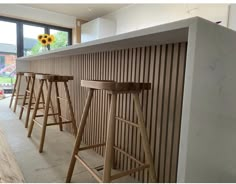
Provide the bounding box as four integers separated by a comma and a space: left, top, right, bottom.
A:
19, 73, 57, 129
66, 80, 157, 183
9, 72, 25, 112
27, 74, 77, 153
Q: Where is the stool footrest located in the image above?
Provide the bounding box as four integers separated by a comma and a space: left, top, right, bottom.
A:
57, 96, 68, 101
115, 117, 139, 127
36, 113, 59, 117
33, 119, 72, 127
59, 115, 70, 122
22, 106, 34, 110
110, 164, 149, 181
46, 121, 72, 126
12, 94, 24, 97
75, 150, 149, 182
37, 107, 46, 110
12, 96, 27, 100
75, 155, 102, 183
24, 101, 39, 106
31, 102, 44, 105
33, 119, 42, 128
114, 146, 144, 165
79, 143, 106, 151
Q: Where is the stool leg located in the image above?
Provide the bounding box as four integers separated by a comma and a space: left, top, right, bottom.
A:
133, 93, 157, 182
107, 94, 116, 169
19, 76, 30, 120
30, 77, 37, 105
25, 77, 35, 128
55, 82, 63, 131
41, 83, 46, 109
66, 89, 94, 183
13, 74, 22, 112
9, 74, 18, 108
45, 81, 57, 126
39, 81, 52, 153
103, 93, 117, 182
64, 81, 77, 136
28, 80, 44, 138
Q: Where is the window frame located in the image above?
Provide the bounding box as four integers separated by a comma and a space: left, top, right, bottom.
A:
0, 15, 72, 57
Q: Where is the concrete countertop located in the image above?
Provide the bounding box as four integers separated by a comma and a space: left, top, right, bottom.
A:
16, 17, 199, 61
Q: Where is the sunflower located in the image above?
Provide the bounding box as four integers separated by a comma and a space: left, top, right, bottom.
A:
43, 34, 49, 39
38, 34, 44, 41
47, 35, 55, 44
40, 38, 48, 46
37, 34, 55, 47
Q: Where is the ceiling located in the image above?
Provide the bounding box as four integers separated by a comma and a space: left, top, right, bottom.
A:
22, 4, 130, 21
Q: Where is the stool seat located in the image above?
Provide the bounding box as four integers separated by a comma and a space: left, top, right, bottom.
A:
36, 74, 73, 82
24, 72, 35, 77
16, 72, 25, 75
81, 80, 151, 92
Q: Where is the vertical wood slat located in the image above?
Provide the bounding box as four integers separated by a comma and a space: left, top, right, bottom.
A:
29, 42, 187, 183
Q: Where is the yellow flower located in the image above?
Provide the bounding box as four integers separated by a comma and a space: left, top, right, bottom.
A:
37, 34, 55, 46
38, 34, 44, 41
43, 34, 49, 39
40, 38, 48, 46
47, 35, 55, 44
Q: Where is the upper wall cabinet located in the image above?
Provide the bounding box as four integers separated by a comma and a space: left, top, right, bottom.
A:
81, 18, 116, 43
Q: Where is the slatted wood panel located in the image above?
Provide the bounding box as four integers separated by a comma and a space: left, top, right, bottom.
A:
29, 42, 187, 182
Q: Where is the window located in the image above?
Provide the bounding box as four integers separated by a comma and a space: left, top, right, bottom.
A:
23, 24, 44, 56
0, 16, 72, 57
0, 16, 72, 93
50, 29, 69, 50
0, 20, 17, 88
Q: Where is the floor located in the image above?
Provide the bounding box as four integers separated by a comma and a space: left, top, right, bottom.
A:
0, 97, 136, 183
0, 128, 24, 182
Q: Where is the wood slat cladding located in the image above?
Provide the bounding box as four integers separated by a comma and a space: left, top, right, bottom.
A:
29, 42, 187, 182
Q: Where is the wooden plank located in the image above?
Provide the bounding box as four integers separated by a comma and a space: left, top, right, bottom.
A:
159, 44, 173, 182
164, 43, 179, 181
130, 48, 137, 177
116, 49, 122, 169
0, 130, 25, 183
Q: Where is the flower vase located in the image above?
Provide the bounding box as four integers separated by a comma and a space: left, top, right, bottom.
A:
41, 46, 48, 52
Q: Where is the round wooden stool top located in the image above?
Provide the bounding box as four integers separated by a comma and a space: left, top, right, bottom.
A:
81, 80, 151, 92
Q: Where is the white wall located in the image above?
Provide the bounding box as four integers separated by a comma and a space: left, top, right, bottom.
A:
228, 4, 236, 30
0, 4, 76, 29
102, 4, 229, 35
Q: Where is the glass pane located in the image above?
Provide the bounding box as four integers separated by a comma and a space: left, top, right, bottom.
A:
49, 29, 68, 50
0, 20, 17, 97
23, 24, 44, 56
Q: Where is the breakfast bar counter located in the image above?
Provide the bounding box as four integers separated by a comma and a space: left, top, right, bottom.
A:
16, 17, 236, 182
